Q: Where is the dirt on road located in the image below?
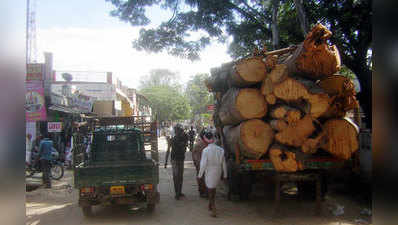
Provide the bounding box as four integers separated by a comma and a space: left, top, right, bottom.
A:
26, 137, 371, 225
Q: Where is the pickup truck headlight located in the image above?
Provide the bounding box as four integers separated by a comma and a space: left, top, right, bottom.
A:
141, 184, 153, 190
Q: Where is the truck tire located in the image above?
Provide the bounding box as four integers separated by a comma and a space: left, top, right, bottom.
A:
82, 206, 93, 217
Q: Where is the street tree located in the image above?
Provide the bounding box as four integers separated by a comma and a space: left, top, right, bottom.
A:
139, 68, 180, 89
185, 73, 214, 118
140, 85, 191, 121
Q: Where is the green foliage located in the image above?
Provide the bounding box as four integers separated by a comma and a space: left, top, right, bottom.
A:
185, 73, 214, 116
140, 85, 191, 121
139, 68, 180, 89
138, 69, 190, 121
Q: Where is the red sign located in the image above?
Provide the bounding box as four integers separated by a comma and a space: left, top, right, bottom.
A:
207, 105, 215, 111
26, 64, 44, 81
25, 81, 47, 121
48, 122, 63, 132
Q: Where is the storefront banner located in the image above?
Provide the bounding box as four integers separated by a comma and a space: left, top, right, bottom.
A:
26, 63, 44, 81
25, 81, 47, 121
48, 122, 62, 132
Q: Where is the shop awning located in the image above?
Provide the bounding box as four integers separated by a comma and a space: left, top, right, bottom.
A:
48, 105, 83, 114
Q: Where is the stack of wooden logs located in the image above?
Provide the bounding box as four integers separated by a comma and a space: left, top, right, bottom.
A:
205, 24, 360, 172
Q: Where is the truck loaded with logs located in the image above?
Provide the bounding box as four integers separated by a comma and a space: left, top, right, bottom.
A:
205, 24, 362, 200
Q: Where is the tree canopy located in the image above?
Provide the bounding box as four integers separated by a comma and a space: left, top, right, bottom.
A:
185, 73, 214, 116
139, 69, 190, 121
109, 0, 372, 128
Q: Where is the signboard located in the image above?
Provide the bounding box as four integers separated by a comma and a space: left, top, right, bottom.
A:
207, 104, 215, 111
71, 93, 95, 113
48, 122, 62, 132
25, 81, 47, 121
26, 64, 44, 81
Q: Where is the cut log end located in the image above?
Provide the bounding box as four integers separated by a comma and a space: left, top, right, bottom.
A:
232, 57, 267, 85
236, 88, 268, 120
269, 64, 289, 84
275, 115, 316, 147
240, 119, 274, 159
270, 147, 304, 172
265, 94, 277, 105
321, 118, 359, 160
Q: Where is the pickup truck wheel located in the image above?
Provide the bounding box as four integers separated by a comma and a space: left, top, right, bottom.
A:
147, 203, 155, 213
82, 206, 93, 217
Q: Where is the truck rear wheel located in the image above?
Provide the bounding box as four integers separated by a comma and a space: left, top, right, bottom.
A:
82, 206, 93, 217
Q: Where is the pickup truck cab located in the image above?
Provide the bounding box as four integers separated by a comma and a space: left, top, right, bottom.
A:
73, 117, 159, 216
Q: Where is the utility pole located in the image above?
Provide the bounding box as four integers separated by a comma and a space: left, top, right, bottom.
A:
26, 0, 38, 63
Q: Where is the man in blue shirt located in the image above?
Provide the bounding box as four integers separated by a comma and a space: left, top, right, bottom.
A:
39, 133, 53, 188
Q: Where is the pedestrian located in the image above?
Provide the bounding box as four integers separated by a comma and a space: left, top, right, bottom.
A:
192, 128, 209, 198
26, 133, 33, 165
198, 132, 227, 217
65, 141, 72, 169
188, 126, 196, 152
39, 133, 54, 188
168, 124, 188, 200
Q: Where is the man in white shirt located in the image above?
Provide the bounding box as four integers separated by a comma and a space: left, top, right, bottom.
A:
198, 132, 227, 217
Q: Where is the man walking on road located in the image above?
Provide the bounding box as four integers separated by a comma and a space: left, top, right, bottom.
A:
198, 132, 227, 217
192, 128, 209, 198
168, 124, 188, 200
39, 133, 54, 188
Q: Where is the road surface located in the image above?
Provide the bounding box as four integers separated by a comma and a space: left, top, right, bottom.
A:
26, 137, 371, 225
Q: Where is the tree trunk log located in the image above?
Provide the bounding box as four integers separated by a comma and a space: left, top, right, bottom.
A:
230, 57, 267, 87
273, 77, 331, 118
318, 74, 359, 120
320, 118, 359, 160
275, 115, 316, 147
283, 24, 341, 80
269, 145, 304, 172
218, 88, 267, 126
223, 119, 274, 159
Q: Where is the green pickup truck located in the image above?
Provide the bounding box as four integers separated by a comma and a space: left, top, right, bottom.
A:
73, 117, 159, 216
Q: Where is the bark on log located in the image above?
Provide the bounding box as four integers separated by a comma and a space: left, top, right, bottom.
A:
283, 24, 341, 80
224, 119, 274, 159
270, 119, 288, 131
320, 118, 359, 160
275, 115, 316, 147
318, 75, 359, 120
230, 57, 267, 87
218, 88, 267, 126
269, 145, 304, 172
301, 132, 327, 154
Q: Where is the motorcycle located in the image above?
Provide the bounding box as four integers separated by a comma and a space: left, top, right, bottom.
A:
25, 148, 64, 180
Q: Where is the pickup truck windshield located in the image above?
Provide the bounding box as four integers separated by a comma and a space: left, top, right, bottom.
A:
90, 129, 145, 164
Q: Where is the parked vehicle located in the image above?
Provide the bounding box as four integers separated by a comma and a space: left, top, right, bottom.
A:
25, 148, 64, 180
73, 116, 159, 217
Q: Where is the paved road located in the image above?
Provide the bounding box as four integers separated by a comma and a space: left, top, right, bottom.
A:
26, 137, 371, 225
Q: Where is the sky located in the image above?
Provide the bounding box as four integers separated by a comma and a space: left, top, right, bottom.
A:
31, 0, 232, 88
